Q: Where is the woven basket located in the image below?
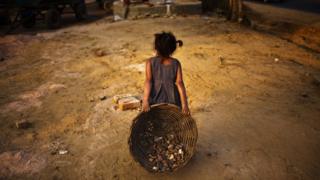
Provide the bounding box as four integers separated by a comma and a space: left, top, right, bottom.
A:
128, 103, 198, 172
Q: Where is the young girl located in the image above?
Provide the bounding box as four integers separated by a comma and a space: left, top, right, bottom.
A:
142, 32, 190, 115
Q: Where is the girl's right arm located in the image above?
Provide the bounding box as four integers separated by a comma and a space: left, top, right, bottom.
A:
142, 59, 152, 112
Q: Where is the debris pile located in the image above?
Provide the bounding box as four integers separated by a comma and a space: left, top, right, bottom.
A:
140, 121, 186, 172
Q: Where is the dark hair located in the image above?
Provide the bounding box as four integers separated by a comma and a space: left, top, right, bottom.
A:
154, 32, 183, 58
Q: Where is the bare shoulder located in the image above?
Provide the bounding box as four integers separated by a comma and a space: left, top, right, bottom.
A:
147, 57, 158, 63
146, 58, 153, 66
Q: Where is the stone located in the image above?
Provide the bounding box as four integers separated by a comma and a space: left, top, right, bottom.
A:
94, 49, 106, 57
58, 150, 68, 155
219, 55, 225, 65
15, 119, 31, 129
99, 95, 107, 101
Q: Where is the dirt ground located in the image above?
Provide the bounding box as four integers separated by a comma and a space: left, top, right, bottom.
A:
1, 13, 320, 180
244, 0, 320, 53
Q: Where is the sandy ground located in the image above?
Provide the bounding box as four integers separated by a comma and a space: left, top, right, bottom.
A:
1, 13, 320, 180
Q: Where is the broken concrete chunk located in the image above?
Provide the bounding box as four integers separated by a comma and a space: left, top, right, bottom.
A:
15, 119, 31, 129
118, 96, 141, 111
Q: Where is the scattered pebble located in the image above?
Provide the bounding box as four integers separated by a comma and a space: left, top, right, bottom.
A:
89, 97, 95, 102
219, 56, 224, 65
99, 95, 107, 101
274, 58, 279, 62
15, 119, 31, 129
114, 15, 123, 21
58, 150, 68, 155
94, 49, 106, 57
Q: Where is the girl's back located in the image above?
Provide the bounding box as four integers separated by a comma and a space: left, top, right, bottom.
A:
149, 57, 181, 107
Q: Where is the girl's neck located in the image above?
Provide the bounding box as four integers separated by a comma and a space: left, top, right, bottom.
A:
159, 56, 172, 65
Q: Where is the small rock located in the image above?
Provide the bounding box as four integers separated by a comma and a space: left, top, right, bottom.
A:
224, 163, 232, 167
219, 56, 224, 65
94, 49, 106, 57
113, 15, 123, 21
58, 150, 68, 155
15, 119, 31, 129
274, 58, 279, 62
169, 154, 174, 160
154, 136, 163, 142
99, 95, 107, 101
50, 150, 57, 155
178, 149, 183, 154
89, 97, 95, 102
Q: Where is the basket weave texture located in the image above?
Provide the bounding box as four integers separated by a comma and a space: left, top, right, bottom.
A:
128, 103, 198, 172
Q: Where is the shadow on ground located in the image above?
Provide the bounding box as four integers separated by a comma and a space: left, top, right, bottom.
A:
0, 1, 112, 36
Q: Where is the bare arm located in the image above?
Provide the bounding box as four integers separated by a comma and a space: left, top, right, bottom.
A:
175, 62, 190, 115
142, 59, 152, 112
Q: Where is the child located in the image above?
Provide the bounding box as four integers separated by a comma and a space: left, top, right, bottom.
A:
142, 32, 190, 115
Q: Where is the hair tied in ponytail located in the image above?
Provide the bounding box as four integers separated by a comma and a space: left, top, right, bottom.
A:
176, 40, 183, 47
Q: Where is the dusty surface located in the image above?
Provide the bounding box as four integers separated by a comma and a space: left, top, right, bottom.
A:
244, 0, 320, 53
1, 13, 320, 180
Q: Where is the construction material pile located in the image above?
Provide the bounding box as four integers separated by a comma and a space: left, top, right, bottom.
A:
140, 121, 186, 172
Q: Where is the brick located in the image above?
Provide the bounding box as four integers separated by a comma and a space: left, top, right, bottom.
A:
113, 94, 133, 104
118, 96, 141, 111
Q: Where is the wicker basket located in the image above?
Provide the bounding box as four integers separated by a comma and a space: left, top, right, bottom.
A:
128, 103, 198, 172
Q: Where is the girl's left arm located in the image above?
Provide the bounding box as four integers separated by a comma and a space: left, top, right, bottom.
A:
175, 62, 190, 115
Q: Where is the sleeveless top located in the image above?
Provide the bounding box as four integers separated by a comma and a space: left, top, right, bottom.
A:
149, 56, 181, 107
